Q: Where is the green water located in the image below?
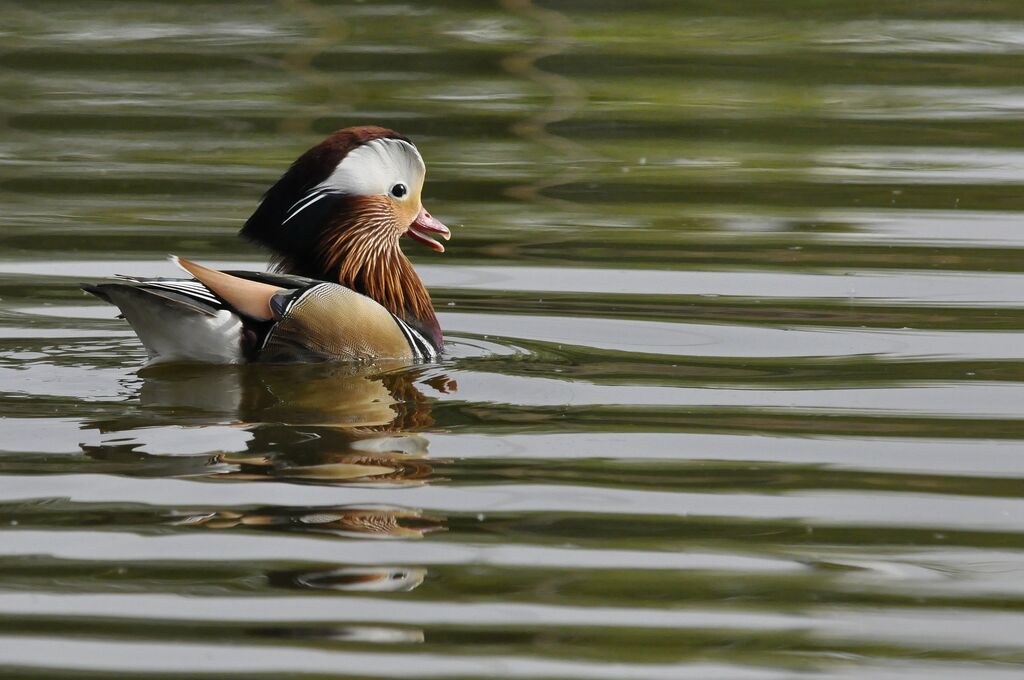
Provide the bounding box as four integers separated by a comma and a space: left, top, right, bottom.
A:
4, 1, 1024, 677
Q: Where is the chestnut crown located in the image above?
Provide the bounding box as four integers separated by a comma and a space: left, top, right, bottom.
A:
241, 126, 423, 261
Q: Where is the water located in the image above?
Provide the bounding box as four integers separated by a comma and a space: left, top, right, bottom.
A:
3, 1, 1024, 677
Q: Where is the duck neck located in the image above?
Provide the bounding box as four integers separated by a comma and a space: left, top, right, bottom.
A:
290, 218, 441, 350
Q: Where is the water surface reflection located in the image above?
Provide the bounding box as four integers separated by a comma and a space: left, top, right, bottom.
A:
7, 0, 1024, 677
83, 362, 454, 487
81, 362, 448, 619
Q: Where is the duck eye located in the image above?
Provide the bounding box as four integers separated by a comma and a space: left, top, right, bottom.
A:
390, 183, 408, 199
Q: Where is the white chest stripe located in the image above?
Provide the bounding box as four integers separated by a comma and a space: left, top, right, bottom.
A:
407, 324, 437, 359
392, 315, 437, 360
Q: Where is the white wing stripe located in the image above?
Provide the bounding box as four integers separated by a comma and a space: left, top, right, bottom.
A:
145, 281, 221, 305
148, 283, 217, 298
155, 287, 215, 298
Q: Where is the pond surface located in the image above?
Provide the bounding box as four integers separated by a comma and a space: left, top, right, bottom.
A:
4, 1, 1024, 677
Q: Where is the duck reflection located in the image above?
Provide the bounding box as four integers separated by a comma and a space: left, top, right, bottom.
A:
268, 565, 427, 593
136, 360, 453, 430
82, 361, 456, 487
176, 503, 445, 539
83, 362, 450, 615
256, 624, 424, 645
174, 502, 441, 617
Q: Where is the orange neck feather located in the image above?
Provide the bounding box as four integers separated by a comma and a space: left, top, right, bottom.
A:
315, 202, 441, 346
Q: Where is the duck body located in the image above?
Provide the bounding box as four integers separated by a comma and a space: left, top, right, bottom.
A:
82, 127, 451, 365
83, 263, 439, 364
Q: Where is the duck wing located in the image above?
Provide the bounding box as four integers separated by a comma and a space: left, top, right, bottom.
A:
223, 270, 323, 289
177, 258, 421, 363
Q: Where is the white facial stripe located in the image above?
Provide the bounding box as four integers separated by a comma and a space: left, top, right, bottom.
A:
283, 190, 331, 224
316, 138, 425, 198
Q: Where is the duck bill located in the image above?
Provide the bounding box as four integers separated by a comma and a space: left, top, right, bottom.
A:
406, 207, 450, 253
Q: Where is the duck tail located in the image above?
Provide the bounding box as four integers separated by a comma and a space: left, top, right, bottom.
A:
82, 282, 244, 365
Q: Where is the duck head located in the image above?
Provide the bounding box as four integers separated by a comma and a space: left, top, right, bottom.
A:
241, 126, 450, 348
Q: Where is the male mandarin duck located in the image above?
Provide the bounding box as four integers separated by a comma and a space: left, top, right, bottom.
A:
82, 126, 451, 365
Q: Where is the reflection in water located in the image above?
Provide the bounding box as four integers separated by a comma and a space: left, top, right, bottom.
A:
501, 0, 593, 204
83, 362, 455, 487
176, 504, 445, 539
257, 625, 425, 645
135, 361, 453, 430
269, 566, 427, 592
215, 444, 437, 485
82, 363, 449, 616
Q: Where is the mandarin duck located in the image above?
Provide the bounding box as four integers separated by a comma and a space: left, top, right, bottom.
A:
82, 127, 451, 364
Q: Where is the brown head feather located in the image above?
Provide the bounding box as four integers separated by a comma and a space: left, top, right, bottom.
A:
240, 126, 413, 259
